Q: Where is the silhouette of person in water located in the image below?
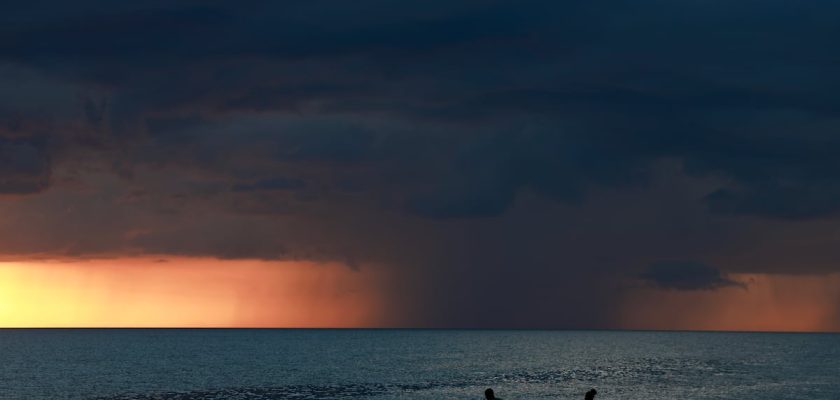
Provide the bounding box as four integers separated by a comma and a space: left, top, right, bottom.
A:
485, 388, 501, 400
584, 388, 597, 400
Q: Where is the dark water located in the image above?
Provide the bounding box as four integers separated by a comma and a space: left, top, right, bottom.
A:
0, 330, 838, 399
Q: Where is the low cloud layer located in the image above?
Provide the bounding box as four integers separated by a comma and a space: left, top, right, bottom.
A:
639, 261, 746, 291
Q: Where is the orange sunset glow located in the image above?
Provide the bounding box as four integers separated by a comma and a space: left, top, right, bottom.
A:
0, 258, 384, 328
3, 258, 840, 331
619, 273, 840, 332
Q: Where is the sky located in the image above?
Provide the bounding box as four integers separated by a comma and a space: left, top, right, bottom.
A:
1, 0, 840, 330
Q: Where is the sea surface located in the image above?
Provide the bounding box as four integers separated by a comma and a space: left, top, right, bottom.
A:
0, 329, 838, 399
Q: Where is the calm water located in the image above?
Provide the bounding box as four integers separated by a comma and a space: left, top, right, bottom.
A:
0, 329, 838, 399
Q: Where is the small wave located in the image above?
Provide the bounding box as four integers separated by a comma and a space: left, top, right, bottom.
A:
91, 383, 395, 400
90, 358, 735, 400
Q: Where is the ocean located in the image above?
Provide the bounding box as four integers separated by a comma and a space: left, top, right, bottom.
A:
0, 329, 837, 399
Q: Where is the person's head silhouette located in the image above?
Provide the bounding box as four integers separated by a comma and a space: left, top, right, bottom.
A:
485, 388, 496, 399
585, 388, 597, 400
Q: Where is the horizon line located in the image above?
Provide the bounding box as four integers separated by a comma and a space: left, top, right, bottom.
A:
0, 327, 838, 334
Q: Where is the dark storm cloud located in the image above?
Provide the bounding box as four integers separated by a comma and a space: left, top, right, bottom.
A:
0, 138, 50, 194
231, 177, 306, 192
639, 261, 746, 291
4, 0, 840, 326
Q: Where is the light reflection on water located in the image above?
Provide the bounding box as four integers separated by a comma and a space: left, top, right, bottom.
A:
0, 330, 837, 399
